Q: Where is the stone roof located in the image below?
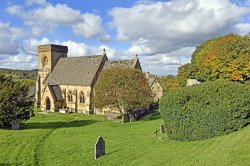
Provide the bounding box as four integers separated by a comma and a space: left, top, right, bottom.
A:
148, 77, 156, 87
104, 59, 136, 69
45, 55, 105, 86
49, 85, 63, 101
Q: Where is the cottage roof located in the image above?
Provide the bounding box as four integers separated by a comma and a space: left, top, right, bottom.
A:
44, 55, 105, 86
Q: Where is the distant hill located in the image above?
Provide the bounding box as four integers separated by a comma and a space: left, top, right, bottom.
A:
0, 68, 37, 81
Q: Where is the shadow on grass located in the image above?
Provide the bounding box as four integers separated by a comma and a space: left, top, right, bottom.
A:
23, 119, 97, 130
107, 148, 124, 155
140, 112, 161, 121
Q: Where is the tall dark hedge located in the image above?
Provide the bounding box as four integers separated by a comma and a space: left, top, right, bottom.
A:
0, 75, 33, 128
160, 80, 250, 141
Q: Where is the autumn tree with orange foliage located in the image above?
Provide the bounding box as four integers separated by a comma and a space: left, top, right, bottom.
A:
176, 33, 250, 85
159, 75, 179, 91
94, 67, 152, 115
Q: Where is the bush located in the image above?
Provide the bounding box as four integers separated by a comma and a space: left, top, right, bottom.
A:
0, 75, 33, 128
160, 80, 250, 141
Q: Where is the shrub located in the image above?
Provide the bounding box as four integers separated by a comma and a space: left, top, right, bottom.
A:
0, 75, 33, 128
160, 80, 250, 141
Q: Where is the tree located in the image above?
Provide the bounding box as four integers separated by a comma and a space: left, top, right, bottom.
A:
176, 63, 199, 87
0, 75, 33, 128
182, 33, 250, 82
159, 75, 179, 91
94, 68, 152, 119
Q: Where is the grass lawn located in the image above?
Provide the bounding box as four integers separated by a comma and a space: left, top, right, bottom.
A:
0, 112, 250, 166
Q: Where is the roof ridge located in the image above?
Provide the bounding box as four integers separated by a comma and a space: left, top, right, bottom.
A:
109, 59, 135, 62
63, 55, 103, 59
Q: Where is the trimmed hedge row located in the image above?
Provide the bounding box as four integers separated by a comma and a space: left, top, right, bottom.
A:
160, 80, 250, 141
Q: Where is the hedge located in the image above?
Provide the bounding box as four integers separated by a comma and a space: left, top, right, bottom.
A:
160, 80, 250, 141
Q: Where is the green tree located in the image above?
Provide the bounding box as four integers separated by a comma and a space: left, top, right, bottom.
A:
176, 63, 198, 87
94, 68, 152, 118
184, 33, 250, 82
0, 75, 33, 128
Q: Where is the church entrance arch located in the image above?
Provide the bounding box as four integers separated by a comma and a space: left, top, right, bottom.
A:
45, 97, 51, 111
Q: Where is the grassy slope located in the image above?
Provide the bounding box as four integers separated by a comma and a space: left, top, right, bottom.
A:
0, 113, 249, 166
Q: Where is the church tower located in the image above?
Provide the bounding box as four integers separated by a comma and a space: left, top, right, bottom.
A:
36, 44, 68, 107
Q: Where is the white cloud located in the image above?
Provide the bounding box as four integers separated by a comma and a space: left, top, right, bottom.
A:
7, 54, 33, 63
25, 0, 48, 6
235, 23, 250, 34
61, 40, 93, 56
4, 38, 105, 70
73, 14, 104, 39
140, 47, 195, 75
32, 4, 81, 24
110, 0, 249, 54
4, 35, 194, 75
22, 37, 50, 55
109, 0, 250, 75
7, 3, 108, 39
21, 38, 114, 59
0, 21, 24, 55
98, 45, 117, 59
0, 54, 36, 70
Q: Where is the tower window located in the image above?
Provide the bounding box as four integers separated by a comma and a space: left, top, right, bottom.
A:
42, 56, 48, 68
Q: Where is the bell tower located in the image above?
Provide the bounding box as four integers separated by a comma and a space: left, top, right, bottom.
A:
36, 44, 68, 107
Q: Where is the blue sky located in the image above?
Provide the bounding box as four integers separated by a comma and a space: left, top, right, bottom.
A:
0, 0, 250, 75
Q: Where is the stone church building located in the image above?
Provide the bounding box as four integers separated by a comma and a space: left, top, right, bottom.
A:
35, 44, 142, 114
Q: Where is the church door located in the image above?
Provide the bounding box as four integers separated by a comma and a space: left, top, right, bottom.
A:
46, 97, 51, 111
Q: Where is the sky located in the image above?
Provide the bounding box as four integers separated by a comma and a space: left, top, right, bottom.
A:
0, 0, 250, 75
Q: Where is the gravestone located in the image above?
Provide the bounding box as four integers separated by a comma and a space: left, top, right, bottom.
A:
160, 125, 165, 134
128, 111, 135, 122
95, 136, 105, 159
122, 114, 130, 123
11, 120, 20, 130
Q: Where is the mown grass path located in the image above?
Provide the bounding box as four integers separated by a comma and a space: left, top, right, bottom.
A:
0, 113, 249, 165
33, 128, 56, 166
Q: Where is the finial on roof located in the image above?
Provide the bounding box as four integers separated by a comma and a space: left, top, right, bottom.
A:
135, 53, 138, 59
103, 48, 106, 56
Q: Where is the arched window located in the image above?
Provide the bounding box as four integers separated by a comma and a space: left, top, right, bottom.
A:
67, 90, 73, 102
79, 91, 85, 103
42, 56, 48, 68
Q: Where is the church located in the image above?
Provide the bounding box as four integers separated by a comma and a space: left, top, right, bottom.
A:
35, 44, 142, 114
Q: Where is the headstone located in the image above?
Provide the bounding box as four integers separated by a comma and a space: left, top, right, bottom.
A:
122, 114, 130, 123
128, 111, 135, 122
160, 125, 165, 134
95, 136, 105, 159
11, 120, 20, 130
